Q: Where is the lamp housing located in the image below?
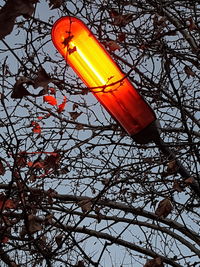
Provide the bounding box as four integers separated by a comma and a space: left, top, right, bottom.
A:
51, 16, 157, 143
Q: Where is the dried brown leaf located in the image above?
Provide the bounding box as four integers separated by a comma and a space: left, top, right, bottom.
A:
45, 214, 53, 225
11, 75, 46, 99
69, 111, 82, 120
0, 196, 16, 210
173, 180, 183, 192
184, 66, 195, 78
188, 17, 198, 31
184, 177, 194, 184
20, 214, 42, 237
101, 178, 109, 186
43, 153, 60, 170
110, 9, 134, 27
49, 0, 63, 9
157, 17, 167, 26
155, 198, 173, 218
153, 14, 159, 26
0, 0, 37, 40
0, 16, 15, 40
167, 160, 178, 174
106, 41, 121, 51
55, 234, 63, 246
0, 159, 5, 175
33, 67, 51, 90
73, 103, 79, 110
28, 160, 44, 169
117, 32, 126, 42
4, 199, 16, 209
74, 260, 85, 267
94, 206, 101, 214
11, 77, 33, 99
139, 44, 148, 50
16, 151, 27, 168
20, 226, 27, 238
75, 124, 84, 130
28, 214, 42, 234
79, 198, 92, 213
144, 256, 164, 267
97, 213, 103, 223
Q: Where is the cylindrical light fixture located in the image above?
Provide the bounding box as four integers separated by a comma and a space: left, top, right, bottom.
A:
51, 16, 157, 143
51, 16, 200, 193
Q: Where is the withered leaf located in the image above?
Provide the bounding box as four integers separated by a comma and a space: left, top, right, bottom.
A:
153, 14, 159, 26
73, 103, 79, 110
28, 160, 44, 169
167, 160, 178, 174
106, 41, 121, 52
69, 111, 82, 120
62, 35, 74, 47
0, 0, 37, 39
0, 194, 16, 210
184, 66, 195, 78
144, 256, 164, 267
15, 0, 37, 17
184, 177, 195, 185
49, 0, 63, 9
29, 174, 37, 182
109, 9, 135, 27
184, 177, 199, 189
16, 151, 27, 168
74, 260, 85, 267
117, 32, 126, 42
78, 198, 92, 213
188, 17, 198, 31
11, 77, 34, 99
11, 76, 46, 99
155, 198, 173, 218
75, 124, 84, 130
57, 96, 67, 113
33, 67, 52, 90
0, 15, 15, 40
1, 236, 9, 244
156, 16, 167, 26
94, 206, 101, 215
101, 178, 109, 186
139, 44, 148, 50
20, 226, 27, 238
97, 213, 103, 223
55, 234, 64, 246
68, 46, 77, 55
49, 87, 56, 95
28, 214, 42, 234
0, 159, 5, 175
31, 121, 41, 134
43, 153, 60, 170
45, 214, 53, 225
173, 180, 183, 192
43, 95, 57, 106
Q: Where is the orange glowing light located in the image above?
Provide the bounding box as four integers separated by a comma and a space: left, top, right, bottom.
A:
51, 16, 156, 136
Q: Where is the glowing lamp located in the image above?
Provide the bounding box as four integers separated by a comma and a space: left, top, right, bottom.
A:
51, 16, 157, 143
50, 16, 198, 189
